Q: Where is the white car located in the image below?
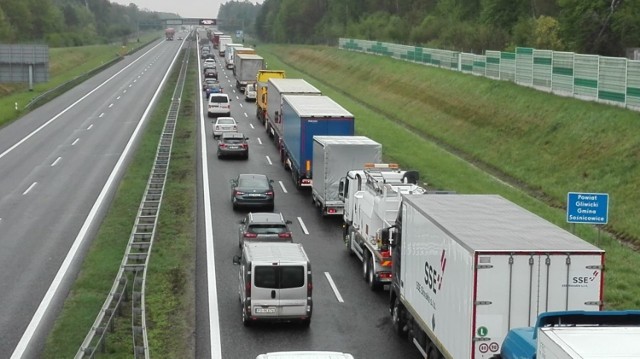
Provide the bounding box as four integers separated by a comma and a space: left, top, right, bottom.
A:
203, 58, 216, 66
207, 93, 231, 117
212, 117, 237, 139
244, 83, 256, 102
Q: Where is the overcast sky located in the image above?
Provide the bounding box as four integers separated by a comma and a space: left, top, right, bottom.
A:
109, 0, 263, 18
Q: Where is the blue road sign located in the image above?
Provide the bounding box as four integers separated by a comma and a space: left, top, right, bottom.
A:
567, 192, 609, 224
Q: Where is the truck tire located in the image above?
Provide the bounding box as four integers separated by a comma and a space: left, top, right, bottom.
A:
391, 298, 407, 338
362, 254, 369, 281
368, 256, 382, 291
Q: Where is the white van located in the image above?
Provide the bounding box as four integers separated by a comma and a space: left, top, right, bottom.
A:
233, 242, 312, 327
207, 93, 231, 117
255, 352, 354, 359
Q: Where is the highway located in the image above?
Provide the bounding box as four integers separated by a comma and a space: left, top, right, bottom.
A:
0, 31, 422, 358
197, 41, 421, 358
0, 38, 185, 358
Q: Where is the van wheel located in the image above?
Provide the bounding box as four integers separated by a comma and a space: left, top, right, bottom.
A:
368, 257, 382, 291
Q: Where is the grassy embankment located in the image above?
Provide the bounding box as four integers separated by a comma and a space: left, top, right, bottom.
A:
258, 44, 640, 310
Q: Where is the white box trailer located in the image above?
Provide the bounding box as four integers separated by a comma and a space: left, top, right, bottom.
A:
390, 194, 604, 359
537, 326, 640, 359
265, 78, 321, 143
311, 136, 382, 216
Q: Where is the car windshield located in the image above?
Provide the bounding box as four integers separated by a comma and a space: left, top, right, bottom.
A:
238, 177, 269, 189
248, 224, 287, 234
217, 119, 235, 125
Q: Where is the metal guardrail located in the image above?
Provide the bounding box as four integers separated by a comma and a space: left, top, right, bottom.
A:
76, 40, 191, 358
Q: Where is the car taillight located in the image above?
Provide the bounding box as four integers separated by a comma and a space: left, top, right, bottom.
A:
245, 282, 251, 297
244, 232, 257, 238
215, 126, 220, 130
234, 190, 244, 195
266, 191, 274, 196
278, 232, 291, 238
219, 143, 226, 148
241, 144, 248, 149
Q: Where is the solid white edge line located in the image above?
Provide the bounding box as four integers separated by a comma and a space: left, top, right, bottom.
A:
297, 217, 309, 235
197, 39, 223, 359
324, 272, 345, 303
10, 39, 175, 359
278, 181, 287, 194
266, 156, 272, 165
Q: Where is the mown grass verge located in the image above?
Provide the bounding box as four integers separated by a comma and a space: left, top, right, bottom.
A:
258, 44, 640, 310
43, 47, 196, 358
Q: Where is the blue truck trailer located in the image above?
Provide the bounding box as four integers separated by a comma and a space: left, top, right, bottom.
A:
281, 95, 354, 188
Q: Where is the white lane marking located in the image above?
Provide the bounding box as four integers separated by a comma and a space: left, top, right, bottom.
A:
51, 157, 62, 167
71, 138, 79, 146
266, 156, 273, 165
196, 35, 223, 359
324, 272, 345, 303
249, 123, 255, 129
108, 103, 113, 108
257, 138, 262, 145
239, 103, 243, 108
10, 39, 176, 359
128, 84, 132, 87
0, 41, 164, 162
278, 181, 287, 193
99, 113, 104, 118
133, 79, 137, 83
87, 124, 94, 130
116, 96, 121, 100
123, 89, 127, 93
244, 112, 248, 118
297, 217, 310, 235
22, 182, 37, 195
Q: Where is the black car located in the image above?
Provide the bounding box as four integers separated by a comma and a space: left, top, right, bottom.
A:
217, 132, 248, 159
231, 174, 275, 211
237, 212, 293, 248
204, 68, 218, 79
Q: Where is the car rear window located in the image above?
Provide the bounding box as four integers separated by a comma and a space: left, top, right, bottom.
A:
217, 119, 235, 125
210, 96, 228, 103
254, 266, 304, 289
238, 177, 269, 189
248, 224, 287, 234
223, 138, 244, 144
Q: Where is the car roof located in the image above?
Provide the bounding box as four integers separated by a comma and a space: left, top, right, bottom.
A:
248, 212, 285, 223
210, 93, 228, 98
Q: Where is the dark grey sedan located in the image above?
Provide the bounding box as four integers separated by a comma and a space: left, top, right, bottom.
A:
231, 174, 275, 211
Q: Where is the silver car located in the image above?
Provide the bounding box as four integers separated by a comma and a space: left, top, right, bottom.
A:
211, 117, 237, 139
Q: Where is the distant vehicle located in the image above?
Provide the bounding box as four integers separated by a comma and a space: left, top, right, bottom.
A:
230, 174, 275, 211
204, 68, 217, 79
244, 82, 256, 102
217, 132, 248, 159
205, 82, 223, 97
202, 78, 218, 91
165, 27, 175, 40
203, 58, 216, 66
237, 212, 292, 248
177, 35, 183, 40
207, 93, 231, 117
212, 117, 238, 139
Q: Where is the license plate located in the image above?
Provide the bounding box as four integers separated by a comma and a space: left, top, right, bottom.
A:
255, 307, 276, 314
247, 194, 262, 197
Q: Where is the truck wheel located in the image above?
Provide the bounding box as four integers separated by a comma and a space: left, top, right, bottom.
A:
368, 257, 382, 291
392, 299, 407, 338
362, 255, 369, 281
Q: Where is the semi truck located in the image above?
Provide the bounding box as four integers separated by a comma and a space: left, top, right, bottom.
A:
382, 194, 605, 359
224, 43, 244, 69
280, 95, 355, 188
218, 35, 232, 55
235, 54, 265, 92
340, 163, 427, 290
499, 310, 640, 359
165, 28, 175, 40
231, 46, 257, 73
311, 136, 382, 216
256, 70, 286, 124
211, 31, 224, 48
265, 78, 321, 145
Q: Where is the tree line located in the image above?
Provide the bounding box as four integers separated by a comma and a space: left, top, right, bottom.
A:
248, 0, 638, 56
0, 0, 175, 47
